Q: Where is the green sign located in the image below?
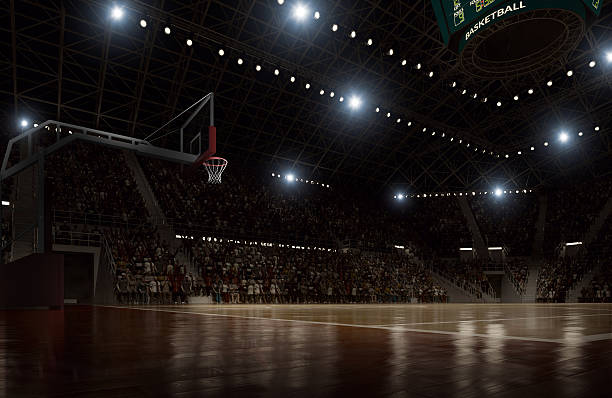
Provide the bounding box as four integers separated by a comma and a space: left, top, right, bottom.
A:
432, 0, 604, 52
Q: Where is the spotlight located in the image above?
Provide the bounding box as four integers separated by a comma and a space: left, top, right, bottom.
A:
164, 26, 171, 35
305, 83, 310, 89
111, 6, 124, 20
594, 126, 600, 131
367, 38, 373, 46
255, 64, 262, 71
495, 188, 502, 197
396, 118, 401, 123
428, 71, 434, 77
386, 112, 391, 118
544, 141, 549, 146
530, 146, 535, 151
528, 88, 534, 94
349, 96, 362, 110
237, 58, 243, 65
329, 91, 335, 97
218, 49, 225, 56
589, 60, 596, 68
274, 69, 280, 76
578, 131, 583, 136
559, 132, 569, 143
607, 52, 612, 63
497, 101, 502, 107
350, 30, 356, 38
139, 19, 147, 28
416, 63, 421, 69
277, 0, 284, 4
401, 59, 407, 66
339, 96, 344, 102
375, 107, 380, 112
547, 80, 553, 87
319, 89, 324, 95
286, 174, 295, 182
314, 11, 320, 19
514, 95, 519, 101
290, 76, 296, 83
332, 24, 338, 31
452, 81, 457, 87
566, 70, 573, 77
20, 119, 28, 128
186, 39, 193, 46
396, 194, 404, 200
388, 49, 394, 55
293, 4, 309, 21
461, 89, 467, 95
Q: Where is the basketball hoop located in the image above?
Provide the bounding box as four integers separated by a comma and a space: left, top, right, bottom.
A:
202, 156, 228, 184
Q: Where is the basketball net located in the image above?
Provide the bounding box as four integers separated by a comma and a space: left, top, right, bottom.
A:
202, 157, 228, 184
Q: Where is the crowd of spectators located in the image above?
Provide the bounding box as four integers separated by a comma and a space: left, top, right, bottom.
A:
544, 177, 612, 253
536, 257, 591, 302
470, 195, 538, 256
47, 142, 148, 220
140, 157, 471, 257
580, 268, 612, 302
181, 239, 447, 304
432, 260, 496, 299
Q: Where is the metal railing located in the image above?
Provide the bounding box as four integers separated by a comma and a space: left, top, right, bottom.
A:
52, 230, 101, 247
53, 210, 146, 229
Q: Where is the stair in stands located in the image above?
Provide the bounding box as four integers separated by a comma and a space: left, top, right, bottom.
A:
521, 261, 540, 303
582, 195, 612, 247
501, 271, 523, 303
532, 193, 548, 256
430, 269, 483, 303
11, 166, 38, 261
457, 196, 489, 260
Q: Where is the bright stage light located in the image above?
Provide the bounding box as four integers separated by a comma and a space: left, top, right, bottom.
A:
547, 80, 553, 87
20, 119, 28, 128
164, 26, 171, 35
559, 132, 569, 143
528, 88, 534, 94
293, 4, 309, 21
277, 0, 285, 4
255, 64, 262, 71
566, 70, 573, 77
589, 60, 596, 68
111, 6, 124, 20
329, 91, 335, 97
396, 194, 404, 200
218, 49, 224, 56
237, 58, 243, 65
350, 30, 356, 38
367, 38, 373, 46
314, 11, 320, 19
495, 188, 502, 197
606, 52, 612, 63
139, 19, 147, 28
286, 174, 295, 182
186, 39, 193, 46
349, 96, 362, 110
331, 24, 338, 31
274, 69, 280, 76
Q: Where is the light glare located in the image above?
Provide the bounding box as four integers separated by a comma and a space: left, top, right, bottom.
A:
293, 4, 309, 20
111, 6, 124, 20
349, 96, 362, 110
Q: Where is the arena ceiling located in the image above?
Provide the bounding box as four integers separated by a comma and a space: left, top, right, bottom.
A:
1, 0, 611, 194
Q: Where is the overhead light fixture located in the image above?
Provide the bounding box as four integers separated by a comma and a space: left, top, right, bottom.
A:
589, 60, 596, 68
339, 96, 344, 102
530, 146, 535, 151
331, 24, 338, 31
305, 83, 310, 89
319, 89, 325, 95
544, 141, 549, 146
578, 131, 583, 136
349, 96, 362, 110
218, 49, 225, 56
237, 58, 244, 65
274, 69, 280, 76
255, 64, 262, 71
606, 52, 612, 63
20, 119, 28, 127
416, 63, 421, 69
330, 91, 335, 97
594, 126, 600, 131
277, 0, 285, 4
401, 59, 407, 66
388, 49, 394, 55
566, 70, 573, 77
164, 26, 171, 35
350, 30, 356, 38
547, 80, 553, 87
375, 107, 380, 112
111, 6, 124, 20
559, 132, 569, 143
495, 188, 502, 197
293, 3, 309, 21
314, 11, 320, 19
290, 76, 296, 83
386, 112, 391, 118
367, 38, 373, 46
497, 101, 502, 107
514, 95, 519, 101
428, 71, 434, 77
528, 88, 534, 94
186, 38, 193, 46
139, 19, 147, 28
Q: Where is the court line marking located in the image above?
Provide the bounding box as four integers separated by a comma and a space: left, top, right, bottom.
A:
375, 313, 612, 327
99, 305, 587, 344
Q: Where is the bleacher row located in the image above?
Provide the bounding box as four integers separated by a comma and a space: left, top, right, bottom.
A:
4, 141, 611, 303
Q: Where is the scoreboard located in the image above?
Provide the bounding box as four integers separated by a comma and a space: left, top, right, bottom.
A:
432, 0, 604, 52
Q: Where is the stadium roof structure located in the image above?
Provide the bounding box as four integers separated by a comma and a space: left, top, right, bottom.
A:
1, 0, 611, 194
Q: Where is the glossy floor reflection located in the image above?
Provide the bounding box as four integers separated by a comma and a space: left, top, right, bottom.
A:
0, 304, 610, 397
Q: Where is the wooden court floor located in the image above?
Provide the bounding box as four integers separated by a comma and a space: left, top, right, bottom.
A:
1, 304, 611, 397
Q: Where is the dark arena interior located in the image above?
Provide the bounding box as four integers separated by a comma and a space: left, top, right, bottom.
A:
1, 0, 611, 397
